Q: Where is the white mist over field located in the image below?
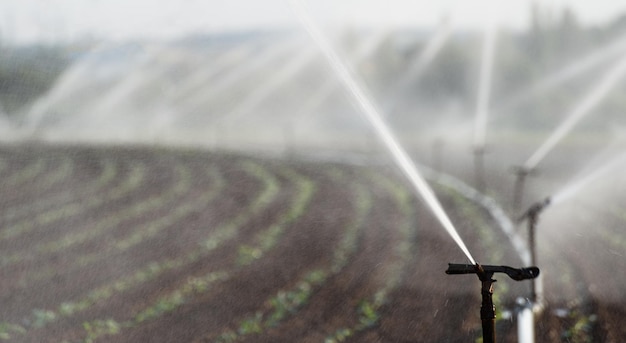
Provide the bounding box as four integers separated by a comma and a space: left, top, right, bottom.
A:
2, 1, 626, 333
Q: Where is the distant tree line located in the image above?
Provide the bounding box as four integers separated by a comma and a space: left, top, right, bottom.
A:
0, 45, 69, 115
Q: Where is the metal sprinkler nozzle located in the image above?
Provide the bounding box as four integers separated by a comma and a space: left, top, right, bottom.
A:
446, 263, 540, 281
446, 263, 540, 343
519, 196, 551, 223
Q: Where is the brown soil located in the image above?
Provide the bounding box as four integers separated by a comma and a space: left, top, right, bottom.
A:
0, 143, 623, 342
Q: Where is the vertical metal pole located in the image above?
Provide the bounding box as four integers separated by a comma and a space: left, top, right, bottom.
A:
517, 298, 535, 343
528, 210, 539, 305
512, 169, 527, 212
519, 197, 549, 308
447, 264, 541, 343
479, 272, 496, 343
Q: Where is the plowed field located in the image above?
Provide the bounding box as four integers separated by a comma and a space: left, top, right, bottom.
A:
0, 144, 624, 342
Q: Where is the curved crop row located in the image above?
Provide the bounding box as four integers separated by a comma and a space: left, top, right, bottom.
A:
15, 163, 192, 286
324, 171, 416, 342
1, 158, 46, 190
212, 168, 373, 342
71, 167, 316, 343
0, 146, 532, 343
200, 161, 280, 252
0, 160, 280, 341
14, 156, 75, 200
235, 168, 315, 266
0, 162, 146, 243
1, 159, 117, 224
1, 164, 193, 270
23, 160, 272, 288
39, 156, 74, 188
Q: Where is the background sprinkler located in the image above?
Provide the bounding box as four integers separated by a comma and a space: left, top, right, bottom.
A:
510, 165, 538, 212
446, 263, 540, 343
518, 197, 551, 305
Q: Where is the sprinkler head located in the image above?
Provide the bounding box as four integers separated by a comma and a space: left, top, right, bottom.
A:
446, 263, 540, 281
510, 165, 538, 177
446, 263, 539, 343
519, 197, 551, 222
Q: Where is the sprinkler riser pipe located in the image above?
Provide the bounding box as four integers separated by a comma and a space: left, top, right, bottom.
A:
511, 166, 530, 211
517, 303, 535, 343
481, 277, 496, 343
519, 197, 550, 305
511, 166, 539, 211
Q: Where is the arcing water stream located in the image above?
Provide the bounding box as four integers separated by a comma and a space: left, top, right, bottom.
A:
181, 39, 299, 113
472, 16, 497, 151
497, 31, 626, 111
551, 151, 626, 205
380, 16, 453, 113
290, 0, 476, 264
219, 45, 319, 128
287, 32, 389, 149
294, 31, 388, 118
471, 15, 497, 192
169, 44, 254, 102
523, 54, 626, 170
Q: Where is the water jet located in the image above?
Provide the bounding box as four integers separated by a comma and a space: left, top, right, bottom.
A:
551, 151, 626, 206
522, 55, 626, 172
285, 31, 389, 156
291, 0, 476, 264
472, 18, 497, 192
219, 44, 319, 150
496, 31, 626, 112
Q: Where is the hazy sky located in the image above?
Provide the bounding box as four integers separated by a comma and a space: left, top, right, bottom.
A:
1, 0, 626, 44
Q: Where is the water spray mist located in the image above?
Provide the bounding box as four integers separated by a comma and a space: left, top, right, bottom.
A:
552, 151, 626, 205
523, 55, 626, 172
471, 5, 497, 193
290, 0, 476, 264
